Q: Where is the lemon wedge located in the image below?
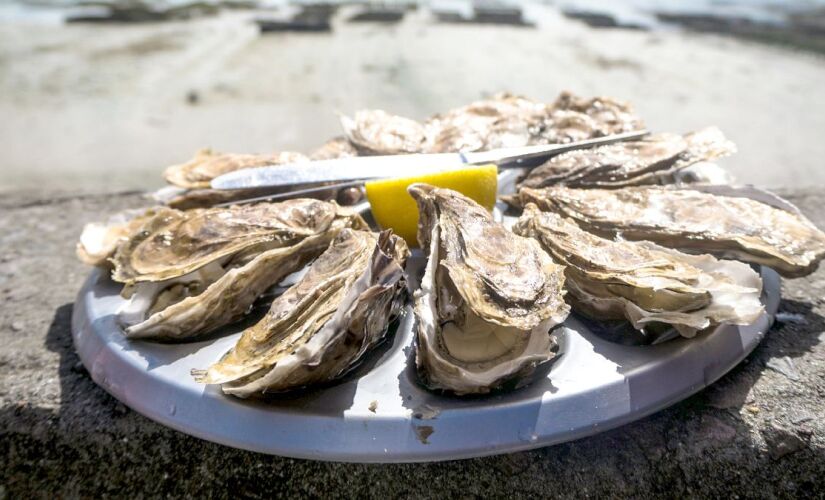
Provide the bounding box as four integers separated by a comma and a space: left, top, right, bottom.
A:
365, 164, 498, 246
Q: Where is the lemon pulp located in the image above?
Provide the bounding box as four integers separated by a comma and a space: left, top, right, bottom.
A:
364, 164, 498, 247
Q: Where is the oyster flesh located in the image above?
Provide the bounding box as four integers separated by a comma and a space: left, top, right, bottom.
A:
513, 204, 764, 338
341, 109, 427, 155
114, 199, 368, 340
519, 127, 736, 189
192, 229, 409, 396
163, 149, 309, 189
515, 185, 825, 278
409, 184, 569, 395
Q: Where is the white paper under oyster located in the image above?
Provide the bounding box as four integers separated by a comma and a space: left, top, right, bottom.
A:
408, 184, 569, 395
110, 199, 367, 340
514, 204, 764, 338
516, 185, 825, 278
193, 229, 409, 397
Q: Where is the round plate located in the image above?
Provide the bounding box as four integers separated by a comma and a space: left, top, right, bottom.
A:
71, 260, 780, 462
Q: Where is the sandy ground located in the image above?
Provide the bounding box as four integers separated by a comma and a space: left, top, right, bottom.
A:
1, 5, 825, 191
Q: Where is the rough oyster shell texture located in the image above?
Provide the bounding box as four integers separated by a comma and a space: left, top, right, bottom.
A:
163, 149, 309, 190
193, 229, 409, 397
513, 204, 764, 338
114, 199, 368, 340
339, 92, 645, 157
519, 127, 736, 189
515, 185, 825, 278
409, 184, 569, 395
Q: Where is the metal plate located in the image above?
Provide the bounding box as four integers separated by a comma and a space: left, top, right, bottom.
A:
71, 170, 781, 462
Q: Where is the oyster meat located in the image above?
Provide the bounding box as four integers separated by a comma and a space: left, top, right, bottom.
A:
513, 204, 764, 338
163, 149, 309, 189
519, 127, 736, 189
515, 185, 825, 278
409, 184, 569, 395
341, 109, 427, 155
113, 199, 368, 340
193, 229, 409, 396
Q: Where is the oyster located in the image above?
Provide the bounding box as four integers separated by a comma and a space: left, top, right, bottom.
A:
192, 229, 409, 396
550, 91, 644, 137
163, 149, 309, 189
341, 110, 427, 155
513, 204, 764, 338
409, 185, 569, 395
515, 186, 825, 278
76, 208, 157, 267
309, 136, 360, 160
114, 200, 368, 340
519, 127, 736, 189
423, 93, 548, 152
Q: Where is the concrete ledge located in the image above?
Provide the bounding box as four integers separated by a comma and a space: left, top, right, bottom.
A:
1, 190, 824, 496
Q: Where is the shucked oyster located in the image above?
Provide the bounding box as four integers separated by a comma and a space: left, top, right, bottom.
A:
515, 186, 825, 278
513, 204, 764, 338
341, 110, 427, 155
519, 127, 736, 189
409, 185, 569, 395
114, 199, 368, 340
193, 229, 409, 396
163, 149, 309, 189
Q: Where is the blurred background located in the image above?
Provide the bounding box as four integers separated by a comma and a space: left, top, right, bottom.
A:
1, 0, 824, 192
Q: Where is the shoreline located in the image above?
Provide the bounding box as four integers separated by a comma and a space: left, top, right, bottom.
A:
1, 5, 824, 191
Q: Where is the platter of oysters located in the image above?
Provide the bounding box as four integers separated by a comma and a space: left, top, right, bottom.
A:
72, 93, 825, 462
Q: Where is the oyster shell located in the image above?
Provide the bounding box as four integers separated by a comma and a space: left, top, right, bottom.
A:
519, 127, 736, 189
192, 229, 409, 396
341, 110, 427, 155
309, 136, 360, 160
112, 199, 364, 283
76, 208, 157, 267
513, 204, 764, 338
114, 200, 368, 340
550, 91, 645, 137
515, 185, 825, 278
163, 149, 309, 189
408, 184, 569, 395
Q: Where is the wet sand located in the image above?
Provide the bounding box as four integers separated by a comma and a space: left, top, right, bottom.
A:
1, 5, 825, 191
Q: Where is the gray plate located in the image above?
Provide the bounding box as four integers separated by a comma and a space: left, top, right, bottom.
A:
72, 259, 780, 464
71, 171, 781, 462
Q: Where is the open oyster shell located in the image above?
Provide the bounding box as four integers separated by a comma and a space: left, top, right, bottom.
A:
519, 127, 736, 189
114, 200, 368, 341
513, 204, 764, 338
163, 149, 309, 189
515, 185, 825, 278
408, 184, 569, 395
192, 229, 409, 396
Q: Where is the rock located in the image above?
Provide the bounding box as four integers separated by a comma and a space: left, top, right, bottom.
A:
10, 321, 24, 332
766, 356, 801, 381
763, 424, 807, 459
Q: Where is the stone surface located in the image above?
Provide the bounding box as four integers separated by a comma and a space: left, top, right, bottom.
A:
2, 189, 825, 497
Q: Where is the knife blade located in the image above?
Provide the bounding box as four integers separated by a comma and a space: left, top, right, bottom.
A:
210, 130, 648, 190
